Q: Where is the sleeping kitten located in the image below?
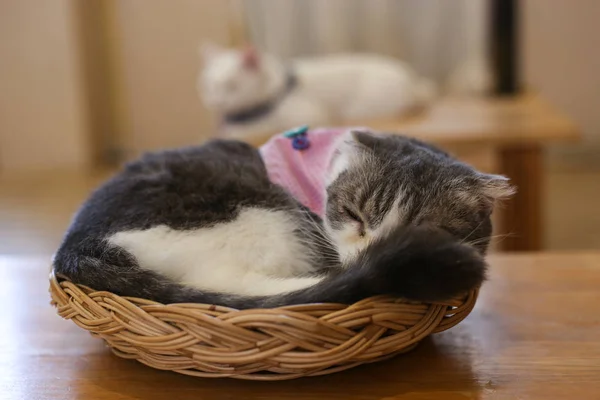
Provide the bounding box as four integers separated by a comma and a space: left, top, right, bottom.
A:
54, 129, 513, 309
198, 44, 435, 141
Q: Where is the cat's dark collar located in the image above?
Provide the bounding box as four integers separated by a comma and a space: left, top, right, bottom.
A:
223, 72, 298, 125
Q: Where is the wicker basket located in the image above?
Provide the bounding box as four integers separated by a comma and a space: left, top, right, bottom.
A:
49, 270, 478, 380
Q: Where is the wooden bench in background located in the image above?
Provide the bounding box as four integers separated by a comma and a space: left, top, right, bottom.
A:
232, 94, 580, 252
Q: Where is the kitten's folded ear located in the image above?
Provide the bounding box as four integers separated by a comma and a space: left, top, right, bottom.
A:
326, 128, 376, 185
348, 128, 382, 151
478, 173, 516, 201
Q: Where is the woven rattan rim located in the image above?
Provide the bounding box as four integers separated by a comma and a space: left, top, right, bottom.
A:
49, 270, 478, 380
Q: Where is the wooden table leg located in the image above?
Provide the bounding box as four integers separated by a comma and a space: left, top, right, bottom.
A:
499, 144, 544, 251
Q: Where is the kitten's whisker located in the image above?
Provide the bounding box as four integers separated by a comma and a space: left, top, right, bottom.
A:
465, 232, 516, 247
460, 218, 485, 245
291, 221, 338, 257
294, 222, 335, 249
287, 208, 336, 247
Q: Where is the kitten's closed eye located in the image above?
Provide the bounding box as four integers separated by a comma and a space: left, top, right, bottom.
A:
344, 207, 365, 237
343, 207, 360, 222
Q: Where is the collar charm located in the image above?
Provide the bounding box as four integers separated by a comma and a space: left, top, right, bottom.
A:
283, 125, 310, 151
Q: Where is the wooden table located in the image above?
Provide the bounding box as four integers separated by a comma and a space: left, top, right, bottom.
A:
233, 94, 580, 252
2, 252, 599, 399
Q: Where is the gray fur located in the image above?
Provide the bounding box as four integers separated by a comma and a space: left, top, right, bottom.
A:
327, 131, 505, 253
54, 131, 513, 308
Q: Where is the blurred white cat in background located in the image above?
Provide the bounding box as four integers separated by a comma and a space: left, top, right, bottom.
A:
197, 43, 436, 140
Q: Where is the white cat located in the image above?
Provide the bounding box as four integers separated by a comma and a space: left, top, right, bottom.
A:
197, 44, 435, 141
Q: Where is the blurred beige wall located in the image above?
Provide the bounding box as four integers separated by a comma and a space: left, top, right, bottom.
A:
0, 0, 90, 171
2, 1, 599, 171
523, 0, 600, 151
0, 0, 232, 171
112, 0, 231, 157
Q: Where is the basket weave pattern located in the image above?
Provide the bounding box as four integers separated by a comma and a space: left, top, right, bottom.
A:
49, 271, 478, 380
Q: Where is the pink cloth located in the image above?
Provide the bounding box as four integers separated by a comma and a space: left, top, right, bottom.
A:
259, 128, 348, 217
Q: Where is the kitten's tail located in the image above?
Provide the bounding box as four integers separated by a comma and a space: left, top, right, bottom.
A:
256, 224, 487, 308
54, 225, 486, 309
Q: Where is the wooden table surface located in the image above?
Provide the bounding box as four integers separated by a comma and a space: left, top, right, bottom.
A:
2, 252, 600, 399
369, 94, 579, 146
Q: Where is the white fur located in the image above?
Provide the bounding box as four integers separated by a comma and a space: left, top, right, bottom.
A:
198, 45, 436, 139
326, 132, 356, 185
326, 194, 407, 265
327, 150, 351, 186
108, 208, 322, 296
376, 195, 409, 237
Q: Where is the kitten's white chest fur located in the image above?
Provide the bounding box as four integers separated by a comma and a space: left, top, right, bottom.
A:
108, 208, 321, 297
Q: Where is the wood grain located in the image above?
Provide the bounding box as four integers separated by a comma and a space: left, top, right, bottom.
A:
500, 145, 544, 251
2, 252, 600, 399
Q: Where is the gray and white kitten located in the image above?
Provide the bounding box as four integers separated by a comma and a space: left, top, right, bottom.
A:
54, 130, 514, 309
